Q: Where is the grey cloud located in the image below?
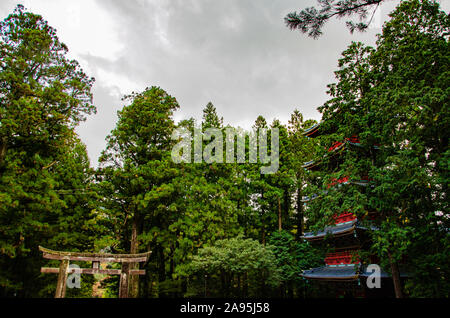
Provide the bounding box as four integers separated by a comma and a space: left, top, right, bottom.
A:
89, 0, 367, 125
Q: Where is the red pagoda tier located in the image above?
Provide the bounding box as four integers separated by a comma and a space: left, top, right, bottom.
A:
334, 212, 355, 224
300, 176, 370, 203
301, 136, 362, 170
325, 250, 360, 266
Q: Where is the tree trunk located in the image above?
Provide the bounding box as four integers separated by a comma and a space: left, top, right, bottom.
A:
296, 185, 304, 239
237, 274, 241, 297
0, 136, 7, 167
243, 272, 248, 297
261, 225, 266, 245
158, 244, 166, 297
220, 271, 226, 296
288, 282, 293, 298
129, 214, 140, 298
278, 197, 282, 231
261, 189, 266, 245
283, 188, 289, 226
388, 251, 403, 298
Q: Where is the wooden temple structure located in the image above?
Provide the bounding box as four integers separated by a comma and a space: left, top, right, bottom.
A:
300, 122, 401, 298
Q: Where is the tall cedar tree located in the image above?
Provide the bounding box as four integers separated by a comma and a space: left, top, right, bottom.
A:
287, 110, 318, 239
0, 5, 97, 296
99, 86, 179, 297
366, 0, 449, 297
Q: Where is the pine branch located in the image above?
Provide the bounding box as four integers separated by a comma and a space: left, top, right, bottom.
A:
285, 0, 384, 38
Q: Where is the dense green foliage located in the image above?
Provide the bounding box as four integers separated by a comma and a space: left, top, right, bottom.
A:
0, 1, 448, 298
180, 236, 282, 297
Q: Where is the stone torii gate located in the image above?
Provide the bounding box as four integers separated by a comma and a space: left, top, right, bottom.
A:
39, 246, 151, 298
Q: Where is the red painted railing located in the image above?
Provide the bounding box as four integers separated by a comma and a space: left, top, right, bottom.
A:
327, 176, 350, 188
328, 141, 344, 152
325, 250, 360, 266
327, 136, 360, 152
346, 136, 360, 144
333, 212, 356, 225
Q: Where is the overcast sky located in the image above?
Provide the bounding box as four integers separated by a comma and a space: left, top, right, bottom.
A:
1, 0, 448, 166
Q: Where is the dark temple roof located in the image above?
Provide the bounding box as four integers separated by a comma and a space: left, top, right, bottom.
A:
302, 265, 359, 281
301, 180, 370, 203
302, 220, 378, 241
303, 221, 358, 241
303, 265, 409, 281
302, 123, 321, 138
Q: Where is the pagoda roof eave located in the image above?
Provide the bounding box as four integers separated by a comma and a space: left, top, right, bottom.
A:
301, 192, 323, 203
302, 122, 321, 138
302, 220, 378, 241
302, 265, 359, 281
302, 265, 409, 281
302, 221, 357, 241
301, 160, 319, 170
302, 141, 355, 170
301, 180, 371, 203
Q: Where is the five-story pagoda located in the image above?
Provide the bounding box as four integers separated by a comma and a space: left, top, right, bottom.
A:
300, 122, 400, 298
